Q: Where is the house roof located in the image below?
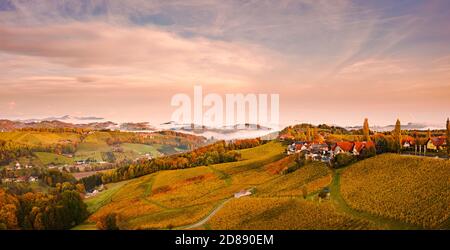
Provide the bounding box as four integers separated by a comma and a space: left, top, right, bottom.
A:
279, 134, 294, 139
332, 141, 374, 153
333, 142, 354, 152
353, 142, 365, 153
402, 136, 415, 144
365, 141, 375, 149
311, 143, 329, 150
429, 137, 447, 147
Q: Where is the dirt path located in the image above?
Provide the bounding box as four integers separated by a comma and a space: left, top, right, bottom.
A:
180, 198, 233, 229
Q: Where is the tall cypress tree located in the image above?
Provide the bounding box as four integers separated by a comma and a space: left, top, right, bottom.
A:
393, 119, 402, 153
447, 118, 450, 156
306, 126, 312, 141
363, 118, 371, 142
413, 131, 419, 155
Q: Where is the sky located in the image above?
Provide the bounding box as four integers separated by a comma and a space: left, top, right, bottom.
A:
0, 0, 449, 128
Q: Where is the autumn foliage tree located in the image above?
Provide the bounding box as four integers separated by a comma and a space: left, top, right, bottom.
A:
96, 213, 120, 230
363, 118, 371, 142
392, 119, 402, 153
0, 187, 87, 230
306, 127, 312, 141
0, 189, 20, 229
446, 118, 450, 156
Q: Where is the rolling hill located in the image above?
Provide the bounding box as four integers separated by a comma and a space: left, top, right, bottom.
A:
77, 146, 450, 230
340, 154, 450, 229
0, 130, 206, 166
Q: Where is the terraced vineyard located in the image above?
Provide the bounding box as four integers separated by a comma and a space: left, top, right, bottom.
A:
340, 154, 450, 229
78, 144, 450, 230
257, 161, 332, 197
207, 197, 378, 230
83, 141, 335, 229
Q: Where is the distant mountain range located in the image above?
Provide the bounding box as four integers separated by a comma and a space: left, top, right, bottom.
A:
346, 122, 446, 132
120, 122, 155, 131
159, 121, 271, 132
0, 119, 118, 131
20, 115, 104, 123
0, 118, 276, 140
3, 115, 444, 139
0, 115, 161, 132
159, 121, 275, 140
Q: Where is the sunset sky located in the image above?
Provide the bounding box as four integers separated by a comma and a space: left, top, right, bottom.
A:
0, 0, 449, 127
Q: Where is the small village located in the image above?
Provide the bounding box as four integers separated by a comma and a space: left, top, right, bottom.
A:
285, 140, 376, 163
282, 132, 448, 163
0, 150, 157, 185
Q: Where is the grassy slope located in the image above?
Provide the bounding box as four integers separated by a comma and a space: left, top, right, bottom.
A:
80, 145, 449, 230
83, 141, 291, 229
84, 180, 132, 214
34, 152, 74, 165
73, 132, 184, 162
74, 132, 112, 162
83, 141, 346, 229
0, 131, 80, 146
111, 143, 160, 162
1, 131, 193, 163
121, 143, 161, 158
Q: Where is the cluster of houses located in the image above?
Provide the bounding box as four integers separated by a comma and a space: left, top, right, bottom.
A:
286, 141, 376, 162
2, 175, 39, 184
5, 162, 34, 171
1, 162, 39, 184
401, 136, 448, 151
285, 135, 447, 162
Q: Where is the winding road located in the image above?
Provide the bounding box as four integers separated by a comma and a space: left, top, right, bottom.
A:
182, 198, 233, 229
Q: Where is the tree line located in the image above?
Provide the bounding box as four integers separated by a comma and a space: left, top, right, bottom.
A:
0, 139, 78, 166
0, 184, 87, 230
81, 139, 264, 191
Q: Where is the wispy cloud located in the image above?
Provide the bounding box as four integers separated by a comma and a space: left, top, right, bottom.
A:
0, 0, 449, 125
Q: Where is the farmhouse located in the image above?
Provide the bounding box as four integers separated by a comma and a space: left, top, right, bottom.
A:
234, 189, 252, 198
287, 141, 308, 154
279, 134, 294, 141
332, 141, 375, 156
15, 176, 27, 183
426, 137, 447, 151
332, 142, 354, 155
1, 178, 14, 183
28, 176, 38, 182
402, 136, 415, 148
287, 141, 327, 154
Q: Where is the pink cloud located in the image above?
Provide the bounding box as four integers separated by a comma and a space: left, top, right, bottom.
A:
7, 101, 16, 110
